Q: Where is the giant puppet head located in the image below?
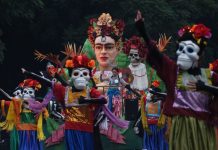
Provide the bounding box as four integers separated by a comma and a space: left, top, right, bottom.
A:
65, 54, 95, 90
123, 36, 147, 67
18, 79, 41, 100
176, 24, 212, 70
87, 13, 125, 69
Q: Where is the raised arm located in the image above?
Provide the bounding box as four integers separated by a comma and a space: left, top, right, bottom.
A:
134, 10, 177, 84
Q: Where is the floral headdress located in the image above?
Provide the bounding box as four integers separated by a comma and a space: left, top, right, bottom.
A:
64, 44, 95, 69
123, 35, 147, 58
65, 54, 95, 69
177, 24, 212, 51
19, 79, 41, 91
88, 13, 125, 47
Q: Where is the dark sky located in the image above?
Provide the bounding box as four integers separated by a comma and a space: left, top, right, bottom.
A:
0, 26, 52, 95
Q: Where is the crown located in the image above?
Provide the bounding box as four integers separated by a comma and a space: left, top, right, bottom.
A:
19, 79, 41, 91
88, 13, 125, 46
123, 35, 147, 58
178, 24, 212, 47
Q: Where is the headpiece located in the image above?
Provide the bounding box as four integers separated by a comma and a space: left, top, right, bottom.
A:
177, 24, 212, 53
19, 79, 41, 91
65, 54, 95, 69
123, 35, 147, 58
88, 13, 125, 46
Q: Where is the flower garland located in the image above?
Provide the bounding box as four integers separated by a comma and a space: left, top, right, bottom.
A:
87, 13, 125, 46
178, 24, 212, 46
65, 54, 95, 69
19, 79, 41, 91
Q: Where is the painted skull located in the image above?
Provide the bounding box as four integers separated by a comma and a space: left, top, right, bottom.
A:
13, 87, 23, 99
22, 87, 35, 100
128, 49, 140, 67
176, 40, 200, 70
71, 68, 90, 90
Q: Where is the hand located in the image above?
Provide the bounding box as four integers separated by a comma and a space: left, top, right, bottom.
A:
135, 10, 144, 22
21, 68, 27, 73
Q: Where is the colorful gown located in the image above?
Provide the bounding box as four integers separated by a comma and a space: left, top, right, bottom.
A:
142, 99, 168, 150
52, 83, 103, 150
0, 99, 48, 150
136, 20, 218, 150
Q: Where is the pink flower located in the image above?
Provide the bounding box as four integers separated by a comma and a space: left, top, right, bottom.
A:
178, 25, 191, 37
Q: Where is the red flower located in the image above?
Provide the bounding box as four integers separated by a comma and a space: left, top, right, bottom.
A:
65, 59, 74, 68
115, 20, 125, 32
88, 60, 95, 68
190, 24, 212, 39
19, 79, 41, 90
152, 80, 160, 88
90, 88, 101, 98
72, 54, 92, 69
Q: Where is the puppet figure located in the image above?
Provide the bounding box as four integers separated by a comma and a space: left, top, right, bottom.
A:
123, 36, 148, 91
135, 11, 218, 150
134, 80, 168, 150
0, 79, 55, 150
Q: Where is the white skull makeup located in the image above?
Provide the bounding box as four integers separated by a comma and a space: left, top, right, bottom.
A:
176, 40, 200, 70
71, 68, 90, 90
22, 87, 35, 100
13, 88, 23, 99
128, 49, 141, 67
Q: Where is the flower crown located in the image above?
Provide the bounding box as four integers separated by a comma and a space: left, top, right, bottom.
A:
178, 24, 212, 46
19, 79, 41, 91
65, 54, 95, 69
88, 13, 125, 46
123, 35, 147, 58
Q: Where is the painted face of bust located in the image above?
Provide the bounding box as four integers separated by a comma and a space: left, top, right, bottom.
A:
176, 40, 200, 70
94, 36, 119, 70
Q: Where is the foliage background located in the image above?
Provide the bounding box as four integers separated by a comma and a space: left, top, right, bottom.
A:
0, 0, 218, 149
0, 0, 218, 91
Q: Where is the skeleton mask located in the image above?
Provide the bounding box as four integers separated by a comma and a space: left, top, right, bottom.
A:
13, 88, 23, 99
176, 40, 200, 70
71, 68, 90, 90
22, 87, 35, 100
128, 49, 140, 67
